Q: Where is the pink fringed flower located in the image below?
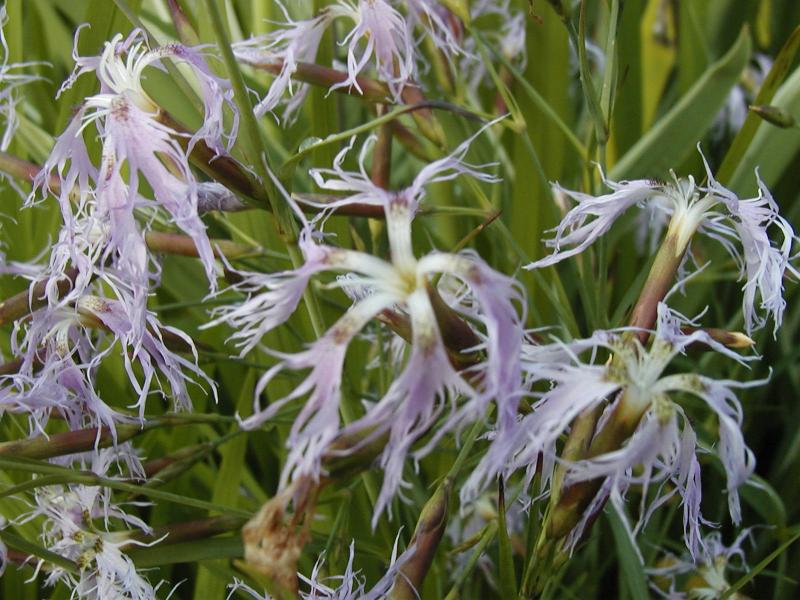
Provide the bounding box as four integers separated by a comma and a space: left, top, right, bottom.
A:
468, 301, 759, 557
2, 293, 214, 433
30, 28, 238, 327
234, 0, 418, 121
209, 125, 524, 526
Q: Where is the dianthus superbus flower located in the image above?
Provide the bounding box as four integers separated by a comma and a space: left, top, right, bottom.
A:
235, 0, 414, 121
529, 156, 798, 334
15, 449, 160, 599
209, 126, 524, 525
648, 530, 753, 599
30, 28, 238, 326
2, 292, 213, 433
472, 301, 758, 556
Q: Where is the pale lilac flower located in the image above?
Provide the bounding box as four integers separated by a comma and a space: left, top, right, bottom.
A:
76, 295, 216, 418
235, 0, 415, 121
529, 157, 799, 333
30, 28, 238, 324
306, 118, 500, 216
701, 158, 798, 334
470, 301, 759, 555
328, 0, 416, 99
234, 4, 332, 121
527, 172, 670, 268
3, 292, 213, 433
3, 303, 131, 436
209, 127, 523, 525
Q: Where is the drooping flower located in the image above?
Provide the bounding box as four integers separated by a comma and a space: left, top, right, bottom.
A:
528, 156, 799, 334
208, 125, 523, 526
2, 292, 213, 434
468, 301, 759, 556
30, 28, 238, 327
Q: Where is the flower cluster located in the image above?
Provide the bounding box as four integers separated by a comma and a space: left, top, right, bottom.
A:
30, 28, 238, 328
233, 0, 526, 121
0, 2, 797, 599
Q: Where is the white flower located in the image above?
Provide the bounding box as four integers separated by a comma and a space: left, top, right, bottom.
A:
647, 530, 753, 599
470, 301, 759, 555
529, 155, 799, 334
16, 450, 160, 599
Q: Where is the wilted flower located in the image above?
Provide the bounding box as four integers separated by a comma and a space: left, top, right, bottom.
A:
230, 536, 413, 599
529, 156, 799, 334
209, 125, 524, 526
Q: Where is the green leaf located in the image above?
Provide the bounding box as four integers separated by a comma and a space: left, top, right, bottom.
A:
721, 525, 800, 599
497, 478, 518, 599
610, 26, 752, 179
128, 536, 244, 568
0, 529, 78, 574
606, 508, 649, 600
193, 369, 255, 600
718, 25, 800, 185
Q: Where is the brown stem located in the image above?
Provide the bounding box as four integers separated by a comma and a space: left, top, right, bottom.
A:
391, 480, 451, 599
627, 233, 684, 341
0, 424, 142, 459
0, 415, 227, 460
543, 221, 698, 548
144, 231, 256, 259
244, 60, 446, 147
0, 266, 79, 327
547, 397, 642, 538
131, 514, 247, 546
